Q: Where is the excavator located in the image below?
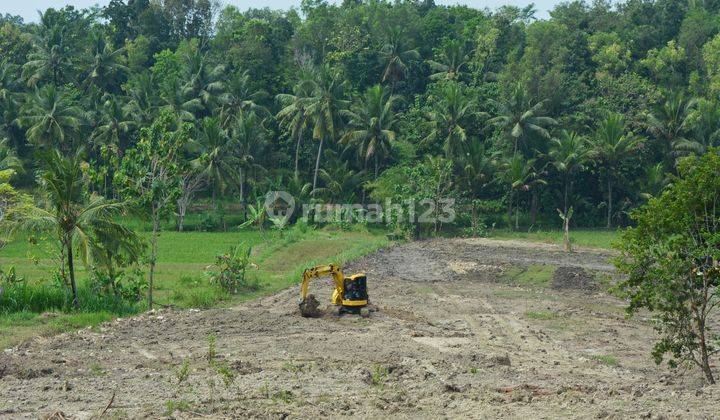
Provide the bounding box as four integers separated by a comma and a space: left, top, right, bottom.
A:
299, 264, 370, 317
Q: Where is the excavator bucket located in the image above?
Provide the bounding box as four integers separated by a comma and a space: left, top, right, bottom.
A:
299, 294, 322, 318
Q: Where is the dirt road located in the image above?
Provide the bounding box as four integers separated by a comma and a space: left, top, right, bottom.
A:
1, 238, 718, 418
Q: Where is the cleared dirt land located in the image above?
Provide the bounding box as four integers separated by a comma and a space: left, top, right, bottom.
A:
2, 238, 719, 418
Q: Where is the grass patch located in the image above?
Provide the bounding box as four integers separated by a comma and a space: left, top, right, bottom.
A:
524, 310, 559, 320
502, 265, 555, 287
490, 229, 619, 250
591, 354, 619, 366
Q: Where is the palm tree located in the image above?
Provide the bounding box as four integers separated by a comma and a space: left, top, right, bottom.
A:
84, 31, 128, 91
22, 22, 73, 86
489, 83, 556, 156
341, 85, 399, 178
161, 78, 203, 124
380, 26, 420, 92
276, 68, 316, 178
19, 85, 84, 152
183, 49, 226, 113
220, 70, 269, 129
231, 111, 268, 208
679, 98, 720, 158
193, 117, 238, 207
423, 82, 477, 158
502, 154, 546, 230
646, 90, 696, 169
0, 138, 21, 173
427, 39, 471, 81
124, 72, 160, 126
13, 150, 130, 308
548, 131, 589, 214
459, 137, 499, 230
305, 66, 350, 190
92, 95, 134, 153
313, 149, 367, 203
589, 113, 639, 228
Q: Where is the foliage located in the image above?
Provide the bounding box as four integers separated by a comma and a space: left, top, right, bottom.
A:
205, 243, 257, 294
616, 150, 720, 384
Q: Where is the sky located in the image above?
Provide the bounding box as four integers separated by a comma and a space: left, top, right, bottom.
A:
4, 0, 561, 22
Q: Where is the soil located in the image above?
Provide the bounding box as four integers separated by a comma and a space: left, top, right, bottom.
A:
2, 238, 719, 419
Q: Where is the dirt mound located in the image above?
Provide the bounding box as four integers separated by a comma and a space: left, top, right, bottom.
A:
551, 266, 598, 291
299, 294, 323, 317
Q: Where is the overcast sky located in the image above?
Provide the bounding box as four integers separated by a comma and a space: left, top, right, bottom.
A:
5, 0, 561, 22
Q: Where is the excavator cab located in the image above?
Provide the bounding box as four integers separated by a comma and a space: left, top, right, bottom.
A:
299, 264, 369, 317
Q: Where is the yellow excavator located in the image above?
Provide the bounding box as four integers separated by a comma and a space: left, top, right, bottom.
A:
299, 264, 370, 317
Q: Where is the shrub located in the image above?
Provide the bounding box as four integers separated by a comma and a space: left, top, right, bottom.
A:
206, 243, 257, 294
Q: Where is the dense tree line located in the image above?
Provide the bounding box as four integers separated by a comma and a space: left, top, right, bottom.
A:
2, 0, 720, 234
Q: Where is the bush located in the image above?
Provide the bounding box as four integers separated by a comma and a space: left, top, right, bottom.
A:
616, 149, 720, 384
206, 243, 258, 294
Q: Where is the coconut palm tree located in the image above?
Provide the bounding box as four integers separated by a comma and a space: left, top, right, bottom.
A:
182, 49, 226, 113
276, 68, 316, 178
380, 26, 420, 92
161, 78, 203, 124
124, 72, 160, 127
19, 85, 84, 152
84, 31, 128, 91
502, 154, 546, 230
341, 85, 399, 178
312, 149, 367, 202
548, 130, 589, 214
489, 83, 556, 156
305, 66, 350, 190
220, 69, 269, 129
459, 137, 499, 230
231, 111, 268, 208
678, 98, 720, 158
22, 22, 73, 86
13, 149, 131, 308
646, 90, 696, 169
193, 117, 238, 207
423, 82, 478, 158
92, 95, 135, 153
426, 39, 471, 81
0, 138, 21, 173
588, 113, 639, 228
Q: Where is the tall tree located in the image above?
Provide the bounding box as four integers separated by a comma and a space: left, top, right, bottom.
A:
589, 113, 639, 228
380, 26, 419, 92
19, 85, 84, 152
341, 85, 399, 178
489, 83, 556, 156
305, 66, 349, 191
548, 131, 589, 214
423, 82, 477, 158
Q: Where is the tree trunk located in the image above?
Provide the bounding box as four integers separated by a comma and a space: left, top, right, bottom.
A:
177, 199, 186, 232
562, 212, 572, 253
66, 237, 79, 309
606, 175, 612, 229
374, 154, 379, 179
696, 309, 716, 384
530, 190, 538, 225
507, 189, 513, 230
515, 192, 520, 230
563, 176, 569, 215
312, 137, 324, 191
294, 136, 302, 179
148, 209, 159, 311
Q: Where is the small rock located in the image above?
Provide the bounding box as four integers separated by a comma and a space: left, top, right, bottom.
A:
490, 354, 511, 367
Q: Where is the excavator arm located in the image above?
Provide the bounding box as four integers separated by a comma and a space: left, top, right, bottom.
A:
300, 264, 345, 306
